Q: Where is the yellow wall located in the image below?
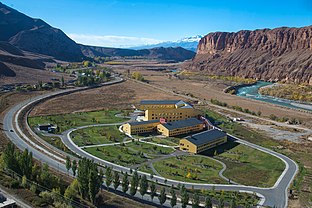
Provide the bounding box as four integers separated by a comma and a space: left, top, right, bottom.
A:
179, 136, 227, 154
122, 122, 159, 135
139, 104, 176, 110
179, 139, 197, 153
157, 123, 203, 137
145, 108, 202, 122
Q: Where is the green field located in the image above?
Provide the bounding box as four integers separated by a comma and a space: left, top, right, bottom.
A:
204, 109, 280, 148
153, 155, 225, 184
71, 126, 125, 146
28, 110, 128, 133
137, 164, 154, 175
217, 143, 285, 187
146, 137, 179, 146
85, 142, 175, 167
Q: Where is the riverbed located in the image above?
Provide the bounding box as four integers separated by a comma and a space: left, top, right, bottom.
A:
236, 81, 312, 112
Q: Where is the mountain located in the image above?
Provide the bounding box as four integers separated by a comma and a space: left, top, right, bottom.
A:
186, 26, 312, 84
130, 35, 203, 52
0, 2, 84, 61
80, 45, 196, 62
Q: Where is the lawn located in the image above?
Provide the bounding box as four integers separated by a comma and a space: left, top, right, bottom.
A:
146, 137, 179, 146
204, 109, 280, 148
28, 110, 128, 133
71, 126, 125, 146
216, 142, 285, 187
84, 141, 174, 167
153, 155, 225, 184
137, 164, 154, 175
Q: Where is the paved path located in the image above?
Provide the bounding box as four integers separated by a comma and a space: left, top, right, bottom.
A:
3, 76, 299, 208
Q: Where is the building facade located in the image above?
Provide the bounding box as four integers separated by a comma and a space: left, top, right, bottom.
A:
179, 129, 227, 154
122, 120, 160, 135
140, 100, 201, 122
157, 118, 204, 137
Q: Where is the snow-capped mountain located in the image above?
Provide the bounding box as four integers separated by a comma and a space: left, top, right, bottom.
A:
130, 35, 203, 52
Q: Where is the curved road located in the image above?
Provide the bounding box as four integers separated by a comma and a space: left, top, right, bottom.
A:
3, 76, 298, 208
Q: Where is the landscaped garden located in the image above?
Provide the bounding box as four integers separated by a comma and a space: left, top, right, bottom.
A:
84, 141, 175, 167
71, 126, 125, 146
28, 110, 128, 133
216, 143, 285, 187
153, 155, 225, 184
144, 137, 179, 146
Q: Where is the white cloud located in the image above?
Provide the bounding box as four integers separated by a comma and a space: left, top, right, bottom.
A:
68, 34, 164, 48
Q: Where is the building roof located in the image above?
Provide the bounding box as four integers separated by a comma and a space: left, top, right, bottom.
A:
160, 118, 202, 130
140, 100, 181, 105
128, 120, 160, 126
184, 129, 227, 146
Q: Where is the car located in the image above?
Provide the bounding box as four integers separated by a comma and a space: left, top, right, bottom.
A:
9, 129, 14, 132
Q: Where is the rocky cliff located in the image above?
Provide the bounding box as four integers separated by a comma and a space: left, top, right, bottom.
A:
187, 26, 312, 84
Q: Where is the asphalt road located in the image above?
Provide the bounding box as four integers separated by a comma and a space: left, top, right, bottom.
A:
3, 76, 298, 208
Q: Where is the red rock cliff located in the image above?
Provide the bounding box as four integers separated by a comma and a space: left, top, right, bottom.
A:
187, 26, 312, 84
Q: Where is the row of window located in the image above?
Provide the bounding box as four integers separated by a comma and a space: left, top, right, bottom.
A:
151, 112, 183, 116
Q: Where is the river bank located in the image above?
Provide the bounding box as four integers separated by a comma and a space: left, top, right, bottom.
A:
235, 81, 312, 112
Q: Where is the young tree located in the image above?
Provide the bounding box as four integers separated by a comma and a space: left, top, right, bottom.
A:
217, 197, 224, 208
133, 170, 139, 189
150, 182, 156, 201
170, 185, 177, 208
66, 156, 71, 174
204, 196, 212, 208
158, 187, 166, 207
139, 175, 148, 198
61, 76, 65, 87
229, 198, 237, 208
88, 163, 101, 204
72, 160, 77, 176
130, 175, 137, 196
192, 193, 200, 208
122, 173, 129, 193
181, 189, 189, 208
113, 171, 120, 190
105, 167, 113, 189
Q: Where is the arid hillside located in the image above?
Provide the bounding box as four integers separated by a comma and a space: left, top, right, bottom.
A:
186, 26, 312, 84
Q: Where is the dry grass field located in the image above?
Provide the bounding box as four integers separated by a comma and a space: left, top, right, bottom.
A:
30, 79, 182, 116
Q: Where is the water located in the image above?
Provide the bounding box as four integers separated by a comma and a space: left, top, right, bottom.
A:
236, 81, 312, 112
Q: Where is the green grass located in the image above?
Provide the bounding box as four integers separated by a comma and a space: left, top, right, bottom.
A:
217, 143, 285, 187
203, 109, 280, 148
84, 141, 174, 167
28, 110, 128, 133
153, 155, 225, 184
146, 137, 178, 146
137, 164, 154, 175
71, 126, 126, 146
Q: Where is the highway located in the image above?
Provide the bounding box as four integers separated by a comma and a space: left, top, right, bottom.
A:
3, 76, 298, 208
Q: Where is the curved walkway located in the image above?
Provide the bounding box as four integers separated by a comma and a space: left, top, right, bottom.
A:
3, 76, 299, 208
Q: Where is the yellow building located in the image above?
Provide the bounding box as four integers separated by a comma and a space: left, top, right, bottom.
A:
140, 100, 201, 122
122, 120, 160, 135
179, 129, 227, 154
139, 100, 179, 110
157, 118, 204, 137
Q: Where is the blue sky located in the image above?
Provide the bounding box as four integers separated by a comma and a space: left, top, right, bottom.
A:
2, 0, 311, 47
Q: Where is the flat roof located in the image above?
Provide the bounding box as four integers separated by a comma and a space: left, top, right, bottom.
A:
160, 118, 202, 130
140, 100, 181, 105
128, 120, 160, 126
184, 129, 227, 146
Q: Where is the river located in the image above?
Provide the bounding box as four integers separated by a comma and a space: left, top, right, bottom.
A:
236, 81, 312, 112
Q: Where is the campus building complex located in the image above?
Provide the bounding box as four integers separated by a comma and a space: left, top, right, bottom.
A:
179, 129, 227, 154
